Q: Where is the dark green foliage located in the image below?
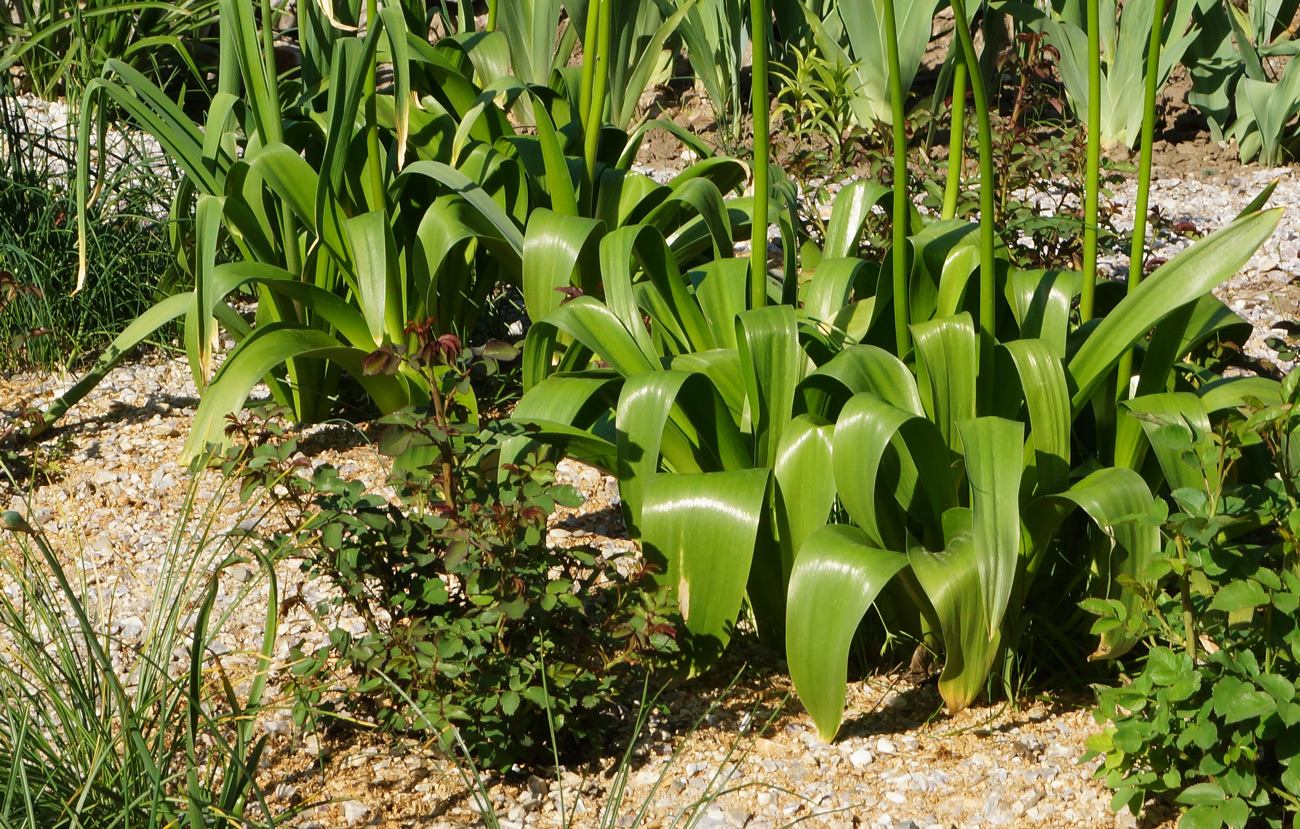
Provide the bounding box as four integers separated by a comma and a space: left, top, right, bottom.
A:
225, 330, 679, 771
1085, 375, 1300, 827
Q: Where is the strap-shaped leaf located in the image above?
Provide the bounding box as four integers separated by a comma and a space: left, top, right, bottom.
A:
1000, 340, 1071, 495
671, 349, 747, 423
604, 225, 716, 355
801, 258, 872, 325
36, 292, 194, 435
343, 210, 400, 344
523, 297, 657, 388
833, 392, 955, 549
957, 417, 1026, 641
1068, 209, 1281, 412
798, 345, 926, 421
615, 371, 751, 535
787, 525, 908, 740
1008, 269, 1079, 358
909, 508, 1002, 712
822, 180, 891, 259
182, 328, 410, 461
520, 209, 604, 324
1198, 376, 1282, 411
911, 313, 978, 450
1122, 392, 1214, 492
1027, 467, 1161, 659
690, 259, 749, 351
640, 468, 771, 671
774, 414, 837, 576
737, 306, 807, 468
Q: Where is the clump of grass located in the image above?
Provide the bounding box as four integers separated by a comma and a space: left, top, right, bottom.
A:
0, 84, 178, 373
0, 468, 301, 826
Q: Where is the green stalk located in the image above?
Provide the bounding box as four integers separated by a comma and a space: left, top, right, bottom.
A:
949, 0, 997, 407
883, 0, 908, 353
750, 0, 770, 308
487, 0, 498, 31
1115, 0, 1166, 402
578, 3, 601, 129
942, 59, 967, 221
260, 0, 299, 275
583, 0, 611, 200
364, 0, 384, 211
1080, 0, 1102, 322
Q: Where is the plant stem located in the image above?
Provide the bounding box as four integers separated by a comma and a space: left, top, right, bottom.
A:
1115, 0, 1166, 402
582, 0, 611, 198
942, 59, 967, 221
579, 4, 600, 129
948, 0, 996, 406
750, 0, 770, 309
1176, 535, 1196, 662
486, 0, 497, 31
364, 0, 384, 212
883, 0, 908, 354
1080, 0, 1101, 323
261, 0, 300, 275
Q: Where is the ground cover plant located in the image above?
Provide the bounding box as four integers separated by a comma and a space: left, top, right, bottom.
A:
1085, 374, 1300, 826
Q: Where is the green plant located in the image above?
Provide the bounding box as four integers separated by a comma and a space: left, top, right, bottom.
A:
771, 44, 868, 171
1, 0, 218, 99
38, 0, 533, 457
1085, 376, 1300, 827
792, 0, 940, 130
0, 164, 175, 371
0, 480, 293, 826
1181, 0, 1300, 147
677, 0, 750, 151
228, 327, 679, 771
1003, 0, 1200, 149
1226, 50, 1300, 165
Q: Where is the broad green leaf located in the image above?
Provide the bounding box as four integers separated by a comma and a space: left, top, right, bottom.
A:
344, 210, 401, 344
640, 469, 770, 670
182, 328, 409, 461
737, 305, 807, 467
1068, 210, 1281, 412
774, 414, 837, 575
798, 345, 926, 420
910, 508, 1003, 712
1008, 269, 1078, 358
1028, 467, 1161, 659
615, 371, 751, 534
786, 525, 908, 739
520, 209, 603, 324
523, 297, 657, 388
957, 417, 1026, 640
184, 193, 224, 390
1000, 339, 1070, 495
822, 180, 891, 259
911, 313, 977, 450
833, 392, 955, 550
1210, 580, 1270, 612
1121, 393, 1214, 491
